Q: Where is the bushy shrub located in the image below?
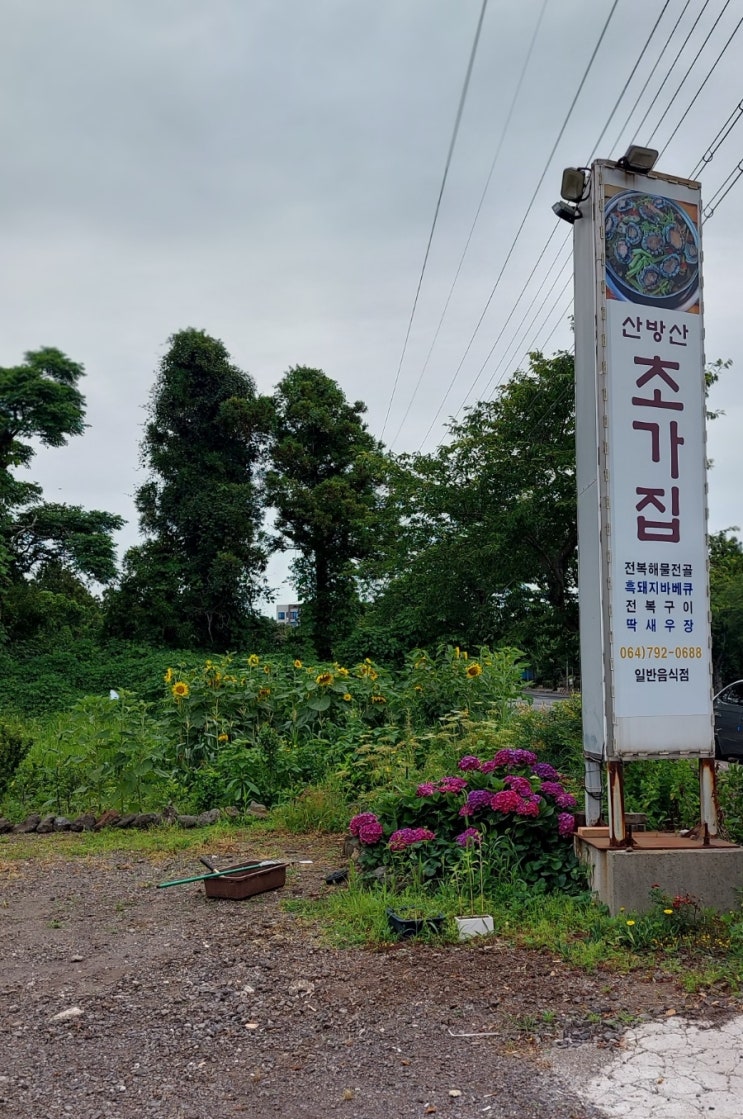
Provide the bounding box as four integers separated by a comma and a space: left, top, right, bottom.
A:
0, 718, 33, 798
350, 747, 583, 895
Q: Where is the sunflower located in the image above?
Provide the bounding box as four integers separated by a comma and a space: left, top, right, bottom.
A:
163, 667, 173, 684
263, 665, 271, 675
293, 659, 303, 669
258, 687, 271, 699
172, 681, 190, 699
371, 694, 387, 704
316, 672, 334, 686
342, 693, 352, 702
337, 666, 349, 677
248, 654, 260, 666
218, 733, 229, 743
466, 663, 483, 678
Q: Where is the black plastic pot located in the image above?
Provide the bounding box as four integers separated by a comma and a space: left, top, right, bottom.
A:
386, 908, 445, 939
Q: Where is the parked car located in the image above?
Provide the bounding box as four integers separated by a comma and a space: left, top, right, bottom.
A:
714, 680, 743, 760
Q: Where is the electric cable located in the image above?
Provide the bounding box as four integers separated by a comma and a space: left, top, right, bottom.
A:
703, 157, 743, 219
419, 0, 674, 445
657, 10, 743, 159
388, 0, 551, 447
605, 0, 695, 156
689, 99, 743, 178
625, 0, 715, 146
381, 0, 490, 439
400, 0, 620, 451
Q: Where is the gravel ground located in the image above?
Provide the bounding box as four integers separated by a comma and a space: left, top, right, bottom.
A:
2, 833, 739, 1119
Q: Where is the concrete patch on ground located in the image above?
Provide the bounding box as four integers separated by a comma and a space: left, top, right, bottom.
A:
552, 1013, 743, 1118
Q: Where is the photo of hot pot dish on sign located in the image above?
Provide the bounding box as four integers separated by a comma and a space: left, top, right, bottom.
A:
604, 190, 700, 312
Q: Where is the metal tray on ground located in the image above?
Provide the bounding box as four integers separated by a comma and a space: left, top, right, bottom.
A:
204, 860, 287, 899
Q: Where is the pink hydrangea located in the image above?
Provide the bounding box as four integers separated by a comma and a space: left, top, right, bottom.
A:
416, 782, 437, 797
438, 776, 468, 794
349, 812, 383, 845
388, 827, 436, 851
515, 797, 541, 817
504, 775, 533, 797
558, 812, 576, 837
490, 789, 522, 813
457, 755, 482, 771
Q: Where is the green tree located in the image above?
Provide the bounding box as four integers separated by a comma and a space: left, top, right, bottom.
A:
709, 530, 743, 689
266, 366, 387, 659
364, 350, 578, 680
0, 348, 123, 636
106, 329, 270, 649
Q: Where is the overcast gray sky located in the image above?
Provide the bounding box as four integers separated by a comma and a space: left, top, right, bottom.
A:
2, 0, 742, 605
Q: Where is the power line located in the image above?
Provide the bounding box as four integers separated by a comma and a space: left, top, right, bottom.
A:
388, 0, 551, 447
624, 0, 714, 146
689, 99, 743, 178
703, 157, 743, 219
417, 0, 674, 447
380, 0, 490, 440
605, 0, 695, 156
646, 0, 736, 148
657, 8, 743, 158
401, 0, 620, 450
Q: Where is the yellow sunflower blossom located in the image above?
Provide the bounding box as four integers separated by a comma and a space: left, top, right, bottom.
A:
371, 694, 387, 704
293, 659, 303, 669
172, 681, 189, 699
337, 666, 349, 677
454, 646, 460, 658
316, 672, 334, 686
218, 733, 229, 743
248, 654, 260, 666
258, 687, 271, 699
626, 919, 636, 926
466, 663, 483, 678
263, 665, 271, 675
364, 657, 373, 665
342, 693, 352, 702
164, 667, 174, 684
414, 685, 423, 692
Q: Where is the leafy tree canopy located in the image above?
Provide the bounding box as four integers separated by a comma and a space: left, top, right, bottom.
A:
266, 366, 389, 659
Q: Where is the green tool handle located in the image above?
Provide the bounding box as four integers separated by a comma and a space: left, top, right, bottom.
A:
156, 860, 275, 889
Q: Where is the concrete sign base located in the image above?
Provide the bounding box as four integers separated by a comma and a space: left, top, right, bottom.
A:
575, 828, 743, 916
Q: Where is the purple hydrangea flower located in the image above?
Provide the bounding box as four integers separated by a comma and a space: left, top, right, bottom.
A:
465, 788, 493, 812
457, 755, 482, 771
532, 762, 560, 781
416, 782, 437, 797
539, 781, 565, 799
388, 827, 436, 851
558, 812, 576, 837
555, 791, 577, 809
455, 827, 482, 847
438, 776, 468, 794
349, 812, 378, 837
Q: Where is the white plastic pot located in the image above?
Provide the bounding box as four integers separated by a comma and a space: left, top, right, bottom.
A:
455, 914, 494, 940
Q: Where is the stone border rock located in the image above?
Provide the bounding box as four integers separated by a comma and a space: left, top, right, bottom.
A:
0, 801, 268, 836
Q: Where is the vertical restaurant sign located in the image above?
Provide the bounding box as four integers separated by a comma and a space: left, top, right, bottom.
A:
598, 163, 713, 756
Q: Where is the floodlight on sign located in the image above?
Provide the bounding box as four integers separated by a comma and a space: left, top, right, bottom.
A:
560, 167, 588, 203
552, 200, 582, 224
617, 145, 659, 173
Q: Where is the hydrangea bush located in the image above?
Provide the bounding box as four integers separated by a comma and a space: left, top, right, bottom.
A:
349, 748, 583, 894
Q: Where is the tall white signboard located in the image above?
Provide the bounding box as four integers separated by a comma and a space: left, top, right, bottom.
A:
575, 161, 714, 760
